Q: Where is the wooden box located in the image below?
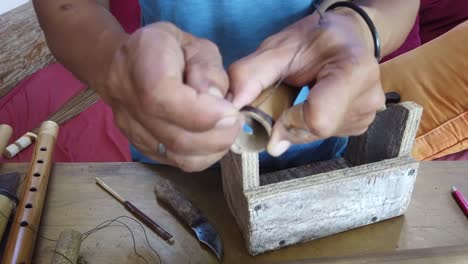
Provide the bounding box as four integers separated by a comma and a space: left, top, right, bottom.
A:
220, 102, 423, 255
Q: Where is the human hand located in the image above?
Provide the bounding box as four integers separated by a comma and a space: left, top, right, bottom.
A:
101, 22, 242, 172
229, 9, 385, 157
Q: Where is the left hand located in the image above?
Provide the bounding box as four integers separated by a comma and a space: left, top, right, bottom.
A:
229, 9, 385, 157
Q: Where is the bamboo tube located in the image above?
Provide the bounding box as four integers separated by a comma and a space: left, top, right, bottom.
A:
0, 124, 13, 154
231, 84, 301, 153
51, 229, 82, 264
2, 121, 59, 264
0, 172, 20, 241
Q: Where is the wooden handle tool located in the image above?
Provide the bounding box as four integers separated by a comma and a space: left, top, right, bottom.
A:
95, 177, 174, 244
154, 179, 223, 260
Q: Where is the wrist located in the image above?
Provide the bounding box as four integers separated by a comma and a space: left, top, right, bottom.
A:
327, 5, 378, 59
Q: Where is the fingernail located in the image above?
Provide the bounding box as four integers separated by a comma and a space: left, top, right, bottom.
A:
215, 115, 239, 129
267, 140, 291, 157
208, 87, 224, 98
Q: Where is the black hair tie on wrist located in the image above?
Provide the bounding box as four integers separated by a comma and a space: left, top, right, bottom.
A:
326, 1, 381, 61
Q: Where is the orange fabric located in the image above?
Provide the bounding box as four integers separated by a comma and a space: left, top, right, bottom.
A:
380, 21, 468, 160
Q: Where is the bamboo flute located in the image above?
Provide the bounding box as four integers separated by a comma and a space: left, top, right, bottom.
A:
2, 121, 59, 264
231, 84, 301, 153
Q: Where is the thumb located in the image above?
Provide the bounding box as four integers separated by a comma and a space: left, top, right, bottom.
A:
267, 66, 350, 156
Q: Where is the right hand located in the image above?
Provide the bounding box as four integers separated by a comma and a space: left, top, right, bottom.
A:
100, 22, 242, 172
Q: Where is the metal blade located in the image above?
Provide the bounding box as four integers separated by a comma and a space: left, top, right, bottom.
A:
192, 221, 223, 260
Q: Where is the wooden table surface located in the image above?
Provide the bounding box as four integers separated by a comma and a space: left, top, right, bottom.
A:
0, 161, 467, 264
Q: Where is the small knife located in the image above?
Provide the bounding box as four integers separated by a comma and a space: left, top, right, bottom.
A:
154, 179, 223, 260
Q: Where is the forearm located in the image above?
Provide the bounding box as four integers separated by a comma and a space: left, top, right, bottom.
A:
356, 0, 419, 56
33, 0, 128, 90
320, 0, 419, 57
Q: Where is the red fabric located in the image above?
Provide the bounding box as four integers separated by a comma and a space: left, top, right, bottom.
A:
0, 64, 131, 163
0, 1, 140, 163
110, 0, 141, 33
436, 149, 468, 161
420, 0, 468, 44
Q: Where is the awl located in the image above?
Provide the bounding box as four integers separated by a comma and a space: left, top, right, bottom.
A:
95, 177, 174, 244
154, 179, 223, 260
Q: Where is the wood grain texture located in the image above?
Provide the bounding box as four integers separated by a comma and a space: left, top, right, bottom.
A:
278, 244, 468, 264
2, 121, 59, 264
51, 229, 82, 264
220, 152, 257, 240
260, 158, 350, 186
345, 102, 423, 166
0, 2, 55, 98
221, 102, 424, 255
0, 162, 466, 263
154, 178, 203, 227
243, 156, 419, 255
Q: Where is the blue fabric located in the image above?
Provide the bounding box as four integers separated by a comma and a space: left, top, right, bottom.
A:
132, 0, 348, 169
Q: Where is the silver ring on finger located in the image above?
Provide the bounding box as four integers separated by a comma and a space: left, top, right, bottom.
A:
157, 142, 167, 157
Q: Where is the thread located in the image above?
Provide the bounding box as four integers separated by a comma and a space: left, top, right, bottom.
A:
0, 206, 163, 264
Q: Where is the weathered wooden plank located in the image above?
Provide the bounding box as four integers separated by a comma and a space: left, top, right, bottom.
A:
220, 102, 423, 256
220, 152, 258, 239
244, 156, 419, 255
345, 102, 422, 166
0, 2, 55, 98
260, 158, 350, 186
396, 102, 423, 157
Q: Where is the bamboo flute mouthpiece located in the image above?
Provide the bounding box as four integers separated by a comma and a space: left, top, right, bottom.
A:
231, 84, 301, 153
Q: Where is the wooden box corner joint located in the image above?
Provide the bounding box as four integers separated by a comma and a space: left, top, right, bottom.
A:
221, 101, 423, 255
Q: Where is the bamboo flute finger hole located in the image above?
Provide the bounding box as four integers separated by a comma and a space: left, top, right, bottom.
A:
37, 159, 44, 164
25, 203, 33, 209
30, 187, 37, 192
20, 221, 28, 227
40, 147, 47, 151
33, 172, 41, 177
